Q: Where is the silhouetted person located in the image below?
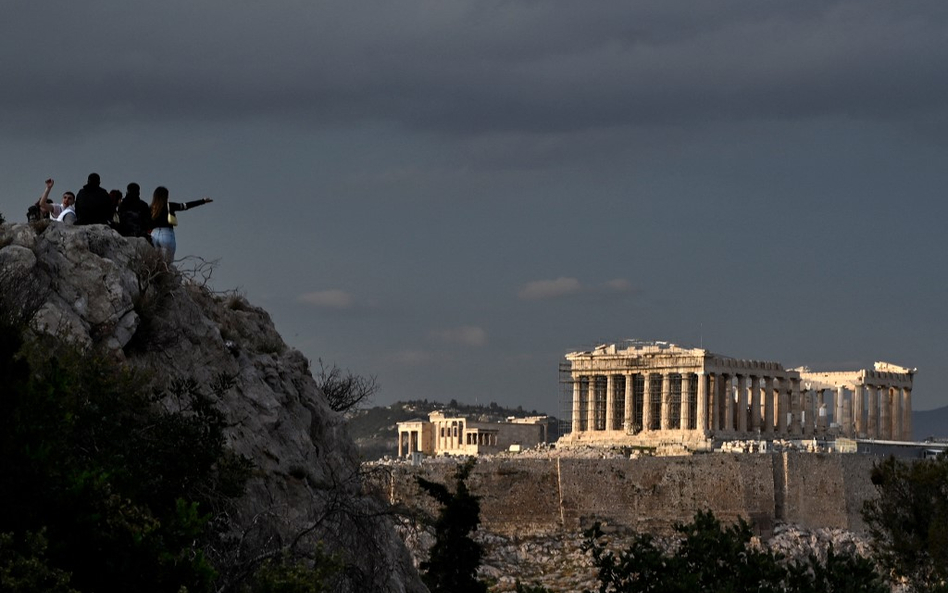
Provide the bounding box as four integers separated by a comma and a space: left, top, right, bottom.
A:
74, 173, 114, 226
117, 182, 151, 239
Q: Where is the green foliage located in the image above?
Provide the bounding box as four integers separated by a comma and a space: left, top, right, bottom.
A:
242, 549, 342, 593
581, 510, 886, 593
417, 458, 488, 593
862, 454, 948, 593
0, 530, 78, 593
0, 325, 252, 593
785, 544, 888, 593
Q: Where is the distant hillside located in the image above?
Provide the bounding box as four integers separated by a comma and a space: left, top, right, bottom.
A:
347, 399, 560, 461
913, 405, 948, 440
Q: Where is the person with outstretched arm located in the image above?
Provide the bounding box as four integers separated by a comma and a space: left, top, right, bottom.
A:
148, 185, 213, 261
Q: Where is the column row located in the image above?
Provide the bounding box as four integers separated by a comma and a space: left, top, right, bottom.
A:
817, 384, 911, 440
572, 372, 825, 437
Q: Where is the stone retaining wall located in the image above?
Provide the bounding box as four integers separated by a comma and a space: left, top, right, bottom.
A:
381, 452, 879, 537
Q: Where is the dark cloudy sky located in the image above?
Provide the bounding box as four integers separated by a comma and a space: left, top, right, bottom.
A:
4, 1, 948, 417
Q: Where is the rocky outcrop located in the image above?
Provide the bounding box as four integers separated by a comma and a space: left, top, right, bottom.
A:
0, 221, 425, 593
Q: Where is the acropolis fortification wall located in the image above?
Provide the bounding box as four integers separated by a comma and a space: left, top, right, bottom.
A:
378, 453, 878, 537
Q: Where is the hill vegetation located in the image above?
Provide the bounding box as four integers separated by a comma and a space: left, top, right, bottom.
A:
0, 220, 424, 592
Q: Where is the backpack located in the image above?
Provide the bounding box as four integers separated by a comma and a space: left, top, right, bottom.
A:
118, 201, 152, 240
119, 208, 144, 236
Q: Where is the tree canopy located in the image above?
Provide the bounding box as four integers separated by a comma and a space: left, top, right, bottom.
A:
581, 510, 886, 593
862, 454, 948, 593
416, 458, 488, 593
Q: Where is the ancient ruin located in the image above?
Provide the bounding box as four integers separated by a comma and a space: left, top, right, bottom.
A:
561, 340, 915, 447
397, 411, 550, 457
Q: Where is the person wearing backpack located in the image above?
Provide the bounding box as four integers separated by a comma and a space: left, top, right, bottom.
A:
117, 182, 151, 240
75, 173, 114, 226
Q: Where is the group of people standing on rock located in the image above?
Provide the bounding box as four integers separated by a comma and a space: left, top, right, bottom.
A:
32, 173, 213, 261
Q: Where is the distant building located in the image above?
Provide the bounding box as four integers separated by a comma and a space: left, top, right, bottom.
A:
561, 340, 915, 448
396, 411, 550, 457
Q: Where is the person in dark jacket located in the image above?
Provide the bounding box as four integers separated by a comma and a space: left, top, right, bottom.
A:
74, 173, 114, 226
148, 185, 213, 261
116, 182, 152, 240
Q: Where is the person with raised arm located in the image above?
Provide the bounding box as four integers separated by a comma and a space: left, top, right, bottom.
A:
148, 186, 213, 261
36, 179, 77, 223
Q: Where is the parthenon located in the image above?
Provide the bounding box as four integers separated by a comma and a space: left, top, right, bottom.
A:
562, 341, 915, 447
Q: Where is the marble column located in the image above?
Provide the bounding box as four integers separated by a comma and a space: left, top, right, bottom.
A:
776, 377, 788, 434
867, 385, 879, 438
586, 376, 597, 433
681, 373, 692, 430
606, 374, 616, 432
763, 376, 774, 434
737, 375, 748, 433
642, 374, 652, 432
790, 378, 802, 436
572, 377, 582, 433
903, 388, 913, 440
661, 373, 672, 430
813, 389, 829, 435
624, 374, 634, 431
879, 387, 891, 440
800, 387, 810, 435
749, 375, 761, 433
724, 375, 734, 432
835, 386, 845, 431
711, 374, 722, 431
842, 396, 853, 437
889, 387, 902, 441
696, 372, 708, 433
853, 384, 864, 437
807, 388, 818, 434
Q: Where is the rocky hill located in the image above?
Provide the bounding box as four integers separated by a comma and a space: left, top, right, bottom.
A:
0, 221, 425, 592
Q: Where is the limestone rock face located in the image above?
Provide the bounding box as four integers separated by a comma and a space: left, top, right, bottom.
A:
0, 222, 425, 593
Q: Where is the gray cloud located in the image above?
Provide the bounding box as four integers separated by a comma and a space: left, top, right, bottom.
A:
297, 289, 355, 310
4, 1, 948, 138
518, 277, 583, 301
429, 326, 488, 347
518, 277, 635, 301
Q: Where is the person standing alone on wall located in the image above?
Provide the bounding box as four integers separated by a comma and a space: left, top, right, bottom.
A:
148, 186, 213, 262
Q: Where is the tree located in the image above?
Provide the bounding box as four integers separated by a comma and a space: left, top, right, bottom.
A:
0, 324, 253, 593
416, 459, 487, 593
581, 510, 885, 593
862, 454, 948, 593
315, 359, 379, 413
